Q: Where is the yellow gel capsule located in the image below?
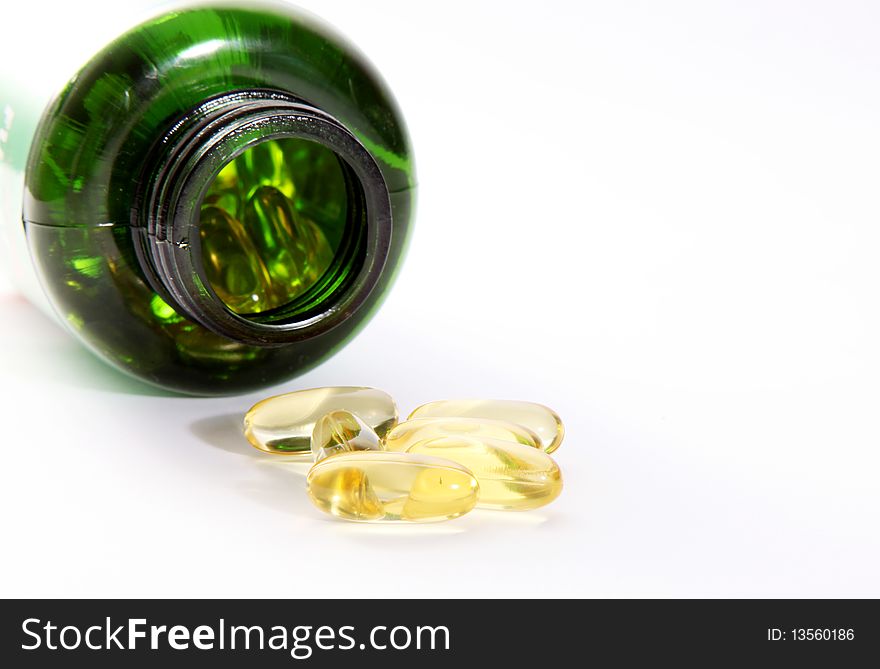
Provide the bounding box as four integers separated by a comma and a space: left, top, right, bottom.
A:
409, 400, 565, 453
244, 387, 397, 456
384, 417, 541, 452
306, 452, 479, 522
311, 410, 384, 463
198, 204, 275, 314
241, 185, 334, 305
406, 436, 563, 511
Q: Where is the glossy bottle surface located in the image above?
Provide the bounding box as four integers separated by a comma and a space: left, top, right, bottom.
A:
306, 451, 479, 522
409, 400, 564, 454
384, 417, 541, 452
311, 410, 384, 463
244, 386, 397, 456
407, 436, 563, 511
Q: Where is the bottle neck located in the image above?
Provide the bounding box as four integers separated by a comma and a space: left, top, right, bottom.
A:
134, 90, 392, 346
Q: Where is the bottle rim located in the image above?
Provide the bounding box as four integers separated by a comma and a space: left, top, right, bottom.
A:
134, 89, 392, 347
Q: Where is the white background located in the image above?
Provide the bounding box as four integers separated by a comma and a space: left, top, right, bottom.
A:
2, 0, 880, 597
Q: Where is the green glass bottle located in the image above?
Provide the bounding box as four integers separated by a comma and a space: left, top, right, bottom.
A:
0, 2, 414, 395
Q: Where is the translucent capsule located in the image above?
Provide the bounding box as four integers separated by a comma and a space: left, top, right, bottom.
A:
384, 417, 541, 452
306, 451, 479, 522
234, 138, 295, 198
198, 204, 275, 314
407, 436, 563, 511
241, 185, 334, 308
409, 400, 565, 453
244, 387, 398, 456
311, 410, 384, 463
203, 184, 242, 219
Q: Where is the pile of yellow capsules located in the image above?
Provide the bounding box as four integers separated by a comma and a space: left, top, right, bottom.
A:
243, 387, 564, 522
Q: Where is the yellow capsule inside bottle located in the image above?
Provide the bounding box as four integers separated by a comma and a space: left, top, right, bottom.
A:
311, 410, 384, 463
244, 387, 397, 456
409, 399, 565, 453
406, 436, 563, 511
384, 417, 541, 452
199, 204, 275, 314
306, 451, 479, 522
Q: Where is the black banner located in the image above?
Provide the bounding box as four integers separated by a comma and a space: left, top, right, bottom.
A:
0, 599, 876, 666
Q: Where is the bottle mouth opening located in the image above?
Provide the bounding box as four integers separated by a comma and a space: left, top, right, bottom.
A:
199, 137, 365, 323
136, 91, 392, 346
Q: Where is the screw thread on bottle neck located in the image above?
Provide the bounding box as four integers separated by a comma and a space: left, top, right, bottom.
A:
133, 90, 392, 346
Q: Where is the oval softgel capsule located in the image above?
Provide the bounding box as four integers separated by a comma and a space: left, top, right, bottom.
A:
311, 410, 384, 463
306, 452, 479, 522
408, 400, 564, 453
384, 417, 541, 452
407, 436, 563, 510
244, 387, 397, 455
